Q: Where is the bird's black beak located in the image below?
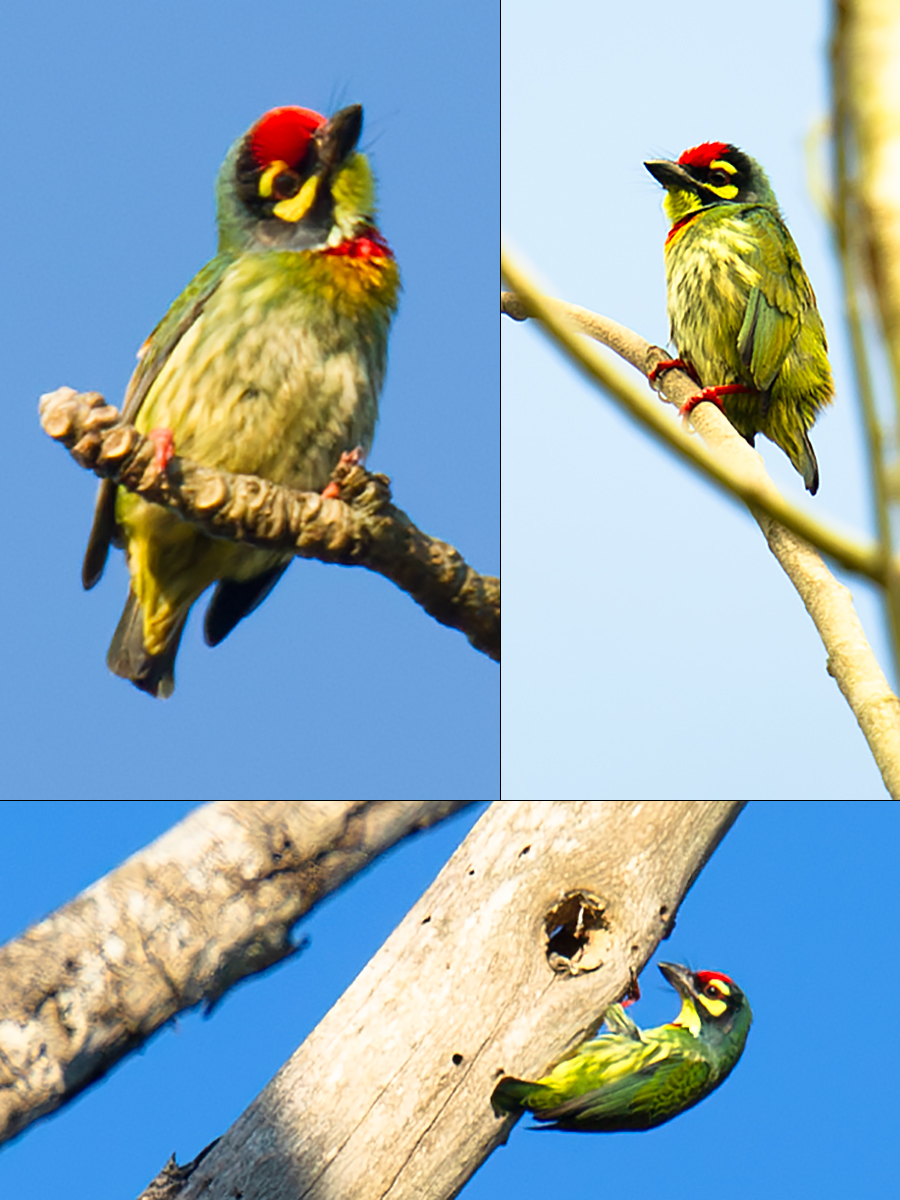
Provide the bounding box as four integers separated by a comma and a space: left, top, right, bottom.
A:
644, 159, 699, 194
658, 961, 698, 1001
316, 104, 363, 174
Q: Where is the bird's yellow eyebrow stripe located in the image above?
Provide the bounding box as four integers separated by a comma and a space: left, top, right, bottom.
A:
258, 160, 290, 198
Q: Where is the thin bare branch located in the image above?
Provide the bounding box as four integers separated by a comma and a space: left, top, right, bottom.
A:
501, 251, 900, 797
501, 263, 883, 580
830, 1, 900, 676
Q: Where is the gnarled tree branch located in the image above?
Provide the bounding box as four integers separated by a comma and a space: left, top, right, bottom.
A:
0, 800, 474, 1147
39, 387, 499, 662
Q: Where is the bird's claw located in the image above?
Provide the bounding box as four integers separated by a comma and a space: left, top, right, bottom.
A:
679, 384, 748, 419
147, 427, 175, 472
321, 447, 366, 499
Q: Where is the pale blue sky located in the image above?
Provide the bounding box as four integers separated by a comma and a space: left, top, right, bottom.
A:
502, 0, 888, 798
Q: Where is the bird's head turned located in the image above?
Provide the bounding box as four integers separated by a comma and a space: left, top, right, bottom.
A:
659, 961, 752, 1042
215, 104, 380, 255
644, 142, 778, 226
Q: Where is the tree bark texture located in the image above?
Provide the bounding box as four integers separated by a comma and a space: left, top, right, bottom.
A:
39, 388, 499, 662
0, 800, 473, 1147
164, 800, 745, 1200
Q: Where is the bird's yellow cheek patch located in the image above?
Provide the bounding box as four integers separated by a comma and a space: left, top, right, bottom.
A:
273, 175, 319, 222
699, 995, 727, 1018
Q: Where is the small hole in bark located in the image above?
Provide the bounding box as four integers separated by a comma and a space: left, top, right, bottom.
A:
659, 905, 668, 917
421, 915, 431, 924
468, 868, 475, 876
545, 892, 611, 974
452, 1053, 463, 1065
519, 844, 531, 856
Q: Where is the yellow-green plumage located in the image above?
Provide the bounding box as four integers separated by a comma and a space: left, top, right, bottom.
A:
645, 142, 832, 493
83, 104, 399, 696
492, 961, 752, 1132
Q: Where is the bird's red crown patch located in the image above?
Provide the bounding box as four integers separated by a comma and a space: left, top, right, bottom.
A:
695, 970, 735, 989
678, 142, 732, 169
249, 106, 325, 168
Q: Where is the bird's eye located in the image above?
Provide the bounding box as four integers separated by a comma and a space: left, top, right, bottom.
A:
272, 169, 301, 200
707, 170, 729, 188
705, 982, 722, 996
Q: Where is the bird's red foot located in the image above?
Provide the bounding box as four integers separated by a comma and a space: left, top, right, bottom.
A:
648, 357, 701, 386
147, 427, 175, 471
679, 384, 749, 419
321, 447, 366, 499
621, 969, 641, 1008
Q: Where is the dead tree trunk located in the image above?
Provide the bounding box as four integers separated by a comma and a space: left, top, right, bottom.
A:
157, 800, 745, 1200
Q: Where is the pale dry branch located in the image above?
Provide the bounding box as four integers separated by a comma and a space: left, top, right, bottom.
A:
135, 800, 746, 1200
831, 0, 900, 673
834, 0, 900, 422
39, 388, 499, 662
0, 800, 474, 1147
501, 254, 900, 797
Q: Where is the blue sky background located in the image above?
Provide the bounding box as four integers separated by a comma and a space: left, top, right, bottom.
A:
502, 0, 890, 798
2, 1, 497, 801
0, 802, 895, 1200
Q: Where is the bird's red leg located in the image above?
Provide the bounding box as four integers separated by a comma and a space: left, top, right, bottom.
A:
679, 383, 749, 419
621, 969, 642, 1008
648, 357, 701, 386
321, 447, 366, 499
147, 427, 175, 472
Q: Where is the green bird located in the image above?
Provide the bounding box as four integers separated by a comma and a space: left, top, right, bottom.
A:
82, 103, 399, 697
644, 142, 832, 494
492, 961, 752, 1132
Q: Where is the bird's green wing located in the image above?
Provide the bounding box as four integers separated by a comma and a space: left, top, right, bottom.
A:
82, 255, 233, 590
120, 256, 233, 423
534, 1046, 712, 1131
736, 207, 814, 393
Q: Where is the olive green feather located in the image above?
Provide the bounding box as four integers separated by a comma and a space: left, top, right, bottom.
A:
83, 104, 399, 697
645, 143, 833, 493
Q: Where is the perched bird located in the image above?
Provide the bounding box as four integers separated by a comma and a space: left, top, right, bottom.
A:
83, 103, 399, 697
492, 961, 752, 1132
645, 142, 832, 493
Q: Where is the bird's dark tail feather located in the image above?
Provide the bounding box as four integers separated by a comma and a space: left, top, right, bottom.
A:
491, 1076, 534, 1116
107, 589, 186, 699
796, 428, 820, 495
